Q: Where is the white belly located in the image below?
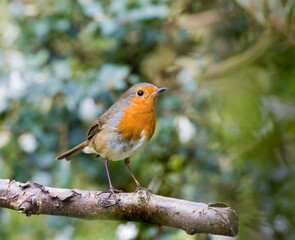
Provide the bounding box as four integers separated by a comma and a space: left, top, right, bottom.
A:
104, 134, 148, 160
83, 130, 149, 161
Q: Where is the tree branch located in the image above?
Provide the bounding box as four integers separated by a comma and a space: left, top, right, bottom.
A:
0, 179, 238, 236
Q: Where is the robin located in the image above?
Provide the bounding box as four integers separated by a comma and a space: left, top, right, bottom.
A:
56, 83, 166, 197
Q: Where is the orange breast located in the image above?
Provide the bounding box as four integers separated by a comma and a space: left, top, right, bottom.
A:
117, 103, 156, 141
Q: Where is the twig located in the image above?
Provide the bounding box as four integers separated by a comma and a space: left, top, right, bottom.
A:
0, 179, 238, 236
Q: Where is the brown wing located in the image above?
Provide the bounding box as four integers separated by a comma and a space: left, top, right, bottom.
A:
86, 90, 132, 140
87, 103, 123, 140
87, 120, 102, 140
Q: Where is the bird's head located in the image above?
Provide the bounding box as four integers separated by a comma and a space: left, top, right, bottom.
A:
123, 83, 166, 109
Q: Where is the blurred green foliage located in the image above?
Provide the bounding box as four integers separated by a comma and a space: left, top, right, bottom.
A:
0, 0, 295, 239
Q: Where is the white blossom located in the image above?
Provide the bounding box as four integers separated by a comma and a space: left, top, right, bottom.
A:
79, 97, 103, 120
175, 115, 196, 143
116, 222, 138, 240
18, 132, 38, 153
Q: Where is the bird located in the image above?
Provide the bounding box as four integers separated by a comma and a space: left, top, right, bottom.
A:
56, 83, 166, 197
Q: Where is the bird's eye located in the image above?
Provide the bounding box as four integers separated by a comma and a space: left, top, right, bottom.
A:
137, 90, 144, 96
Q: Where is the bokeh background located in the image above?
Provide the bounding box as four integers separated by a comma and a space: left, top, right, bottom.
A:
0, 0, 295, 239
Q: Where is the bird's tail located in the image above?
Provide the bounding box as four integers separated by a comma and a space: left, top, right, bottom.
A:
56, 141, 87, 161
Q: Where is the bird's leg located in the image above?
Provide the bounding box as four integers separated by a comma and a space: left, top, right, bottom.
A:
103, 158, 122, 198
124, 158, 152, 193
104, 158, 114, 192
124, 158, 141, 188
97, 158, 122, 207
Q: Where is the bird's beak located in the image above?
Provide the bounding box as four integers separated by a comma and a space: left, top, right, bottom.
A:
153, 87, 167, 95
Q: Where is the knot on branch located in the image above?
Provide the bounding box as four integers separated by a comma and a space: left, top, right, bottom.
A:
15, 181, 45, 216
208, 202, 239, 236
17, 196, 38, 217
136, 189, 151, 205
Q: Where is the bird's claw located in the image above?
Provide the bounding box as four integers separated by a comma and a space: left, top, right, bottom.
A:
136, 186, 152, 194
135, 186, 152, 204
110, 188, 124, 194
98, 188, 123, 207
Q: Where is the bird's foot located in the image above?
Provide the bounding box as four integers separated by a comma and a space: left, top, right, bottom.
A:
110, 188, 124, 194
135, 186, 152, 204
136, 186, 152, 194
98, 188, 123, 207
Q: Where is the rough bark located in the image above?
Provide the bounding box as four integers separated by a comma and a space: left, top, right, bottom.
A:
0, 179, 238, 236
